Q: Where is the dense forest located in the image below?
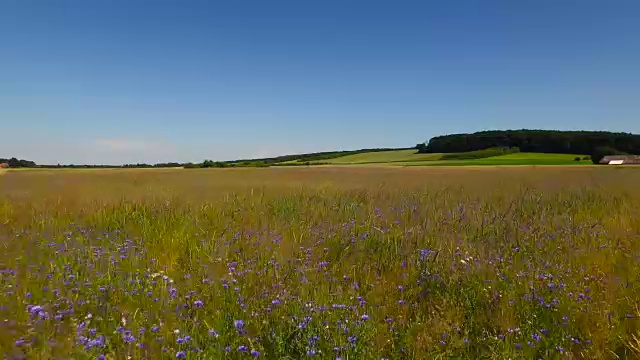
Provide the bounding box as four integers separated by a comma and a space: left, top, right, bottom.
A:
416, 130, 640, 156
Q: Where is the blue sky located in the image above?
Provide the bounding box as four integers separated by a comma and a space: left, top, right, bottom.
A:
1, 0, 639, 164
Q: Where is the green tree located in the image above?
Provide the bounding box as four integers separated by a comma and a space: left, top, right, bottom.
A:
591, 146, 627, 164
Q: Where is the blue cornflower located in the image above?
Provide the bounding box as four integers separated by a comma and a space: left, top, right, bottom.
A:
234, 320, 245, 329
123, 334, 136, 343
176, 351, 186, 359
251, 349, 261, 357
238, 345, 249, 352
28, 305, 44, 315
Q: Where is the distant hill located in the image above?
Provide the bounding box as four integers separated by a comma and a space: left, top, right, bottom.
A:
416, 130, 640, 156
7, 129, 639, 169
222, 147, 412, 165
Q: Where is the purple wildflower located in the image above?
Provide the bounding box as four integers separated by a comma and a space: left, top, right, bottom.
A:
123, 334, 136, 343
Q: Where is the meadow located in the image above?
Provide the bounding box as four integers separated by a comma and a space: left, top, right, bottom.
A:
1, 167, 639, 359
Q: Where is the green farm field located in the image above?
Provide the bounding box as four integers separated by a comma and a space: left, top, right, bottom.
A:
1, 167, 640, 359
309, 150, 588, 166
395, 152, 590, 166
316, 149, 442, 164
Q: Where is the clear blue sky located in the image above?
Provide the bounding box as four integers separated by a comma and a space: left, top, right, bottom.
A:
1, 0, 638, 164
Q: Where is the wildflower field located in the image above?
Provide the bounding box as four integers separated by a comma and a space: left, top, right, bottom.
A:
1, 167, 639, 359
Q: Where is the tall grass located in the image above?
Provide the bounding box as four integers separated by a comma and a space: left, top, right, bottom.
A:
0, 167, 639, 359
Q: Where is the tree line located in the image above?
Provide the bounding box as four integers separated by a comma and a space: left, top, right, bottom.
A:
416, 130, 640, 162
0, 157, 37, 168
36, 162, 185, 169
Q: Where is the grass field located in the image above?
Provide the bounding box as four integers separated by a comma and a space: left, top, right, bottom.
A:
1, 167, 640, 359
312, 149, 442, 164
307, 150, 588, 166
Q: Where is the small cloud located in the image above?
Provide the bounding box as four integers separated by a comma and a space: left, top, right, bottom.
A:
92, 138, 176, 164
95, 139, 162, 152
249, 145, 301, 159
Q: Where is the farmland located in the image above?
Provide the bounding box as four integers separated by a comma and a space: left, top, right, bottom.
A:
310, 150, 588, 167
316, 149, 443, 164
394, 153, 590, 167
1, 167, 640, 359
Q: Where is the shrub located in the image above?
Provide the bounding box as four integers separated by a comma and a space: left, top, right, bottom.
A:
202, 160, 215, 168
582, 156, 591, 161
574, 157, 581, 161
